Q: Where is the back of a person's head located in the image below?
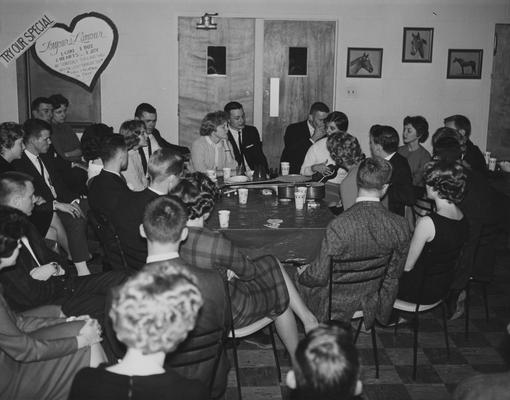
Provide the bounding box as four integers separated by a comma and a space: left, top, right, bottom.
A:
424, 159, 467, 204
142, 196, 188, 243
119, 119, 145, 150
292, 322, 360, 400
224, 101, 243, 113
403, 115, 429, 143
48, 93, 69, 109
169, 172, 219, 220
148, 148, 184, 183
0, 171, 32, 206
23, 118, 51, 141
0, 205, 27, 264
432, 127, 464, 162
99, 134, 126, 163
325, 111, 349, 132
356, 157, 392, 191
444, 114, 471, 137
370, 124, 399, 154
81, 123, 114, 162
135, 103, 156, 118
309, 102, 330, 115
0, 122, 24, 151
110, 264, 203, 354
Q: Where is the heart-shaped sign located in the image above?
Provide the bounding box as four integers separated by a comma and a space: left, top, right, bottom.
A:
32, 12, 118, 91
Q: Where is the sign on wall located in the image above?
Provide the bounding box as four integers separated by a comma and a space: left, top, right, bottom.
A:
0, 14, 55, 67
32, 12, 118, 91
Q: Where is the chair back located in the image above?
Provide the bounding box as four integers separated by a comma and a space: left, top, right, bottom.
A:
87, 210, 129, 272
328, 254, 390, 321
412, 197, 436, 220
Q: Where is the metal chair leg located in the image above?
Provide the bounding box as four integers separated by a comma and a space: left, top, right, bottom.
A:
394, 309, 401, 336
482, 283, 490, 323
465, 282, 471, 339
354, 318, 363, 343
268, 324, 281, 382
370, 326, 380, 379
441, 302, 450, 356
230, 336, 243, 400
412, 312, 419, 381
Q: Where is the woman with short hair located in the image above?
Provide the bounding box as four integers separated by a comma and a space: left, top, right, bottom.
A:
119, 119, 149, 191
0, 122, 25, 173
190, 111, 237, 173
69, 264, 208, 400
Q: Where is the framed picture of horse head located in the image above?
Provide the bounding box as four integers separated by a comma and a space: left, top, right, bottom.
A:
402, 27, 434, 63
447, 49, 483, 79
346, 47, 383, 78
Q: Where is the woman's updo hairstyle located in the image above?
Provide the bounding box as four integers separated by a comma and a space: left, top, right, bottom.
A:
423, 159, 466, 204
169, 172, 219, 220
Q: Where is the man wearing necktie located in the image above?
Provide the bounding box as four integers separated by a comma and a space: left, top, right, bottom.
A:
224, 102, 269, 176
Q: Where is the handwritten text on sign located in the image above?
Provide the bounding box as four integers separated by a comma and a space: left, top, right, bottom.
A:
33, 13, 118, 90
0, 14, 55, 67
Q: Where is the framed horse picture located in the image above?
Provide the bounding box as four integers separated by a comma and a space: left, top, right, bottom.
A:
447, 49, 483, 79
402, 27, 433, 63
346, 47, 383, 78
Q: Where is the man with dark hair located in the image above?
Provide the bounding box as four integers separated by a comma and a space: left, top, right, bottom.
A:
12, 119, 91, 275
141, 196, 229, 397
88, 134, 131, 218
281, 102, 330, 174
223, 101, 269, 175
31, 97, 53, 122
134, 102, 190, 158
0, 171, 126, 360
296, 157, 411, 326
113, 148, 185, 271
369, 124, 415, 216
444, 114, 487, 174
286, 322, 363, 400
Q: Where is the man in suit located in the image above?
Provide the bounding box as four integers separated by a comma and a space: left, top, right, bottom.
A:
296, 158, 411, 326
0, 171, 127, 359
141, 196, 229, 398
113, 148, 185, 272
281, 102, 330, 174
88, 134, 131, 218
444, 114, 487, 175
12, 118, 91, 275
224, 101, 269, 175
369, 124, 416, 216
134, 102, 190, 159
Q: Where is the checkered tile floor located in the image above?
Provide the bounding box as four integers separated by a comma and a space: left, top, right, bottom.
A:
224, 240, 510, 400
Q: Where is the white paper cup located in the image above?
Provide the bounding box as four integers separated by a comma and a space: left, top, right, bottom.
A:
281, 162, 290, 176
484, 151, 491, 165
222, 167, 231, 180
296, 186, 307, 198
489, 157, 497, 171
206, 169, 217, 182
294, 191, 306, 210
238, 188, 249, 204
218, 210, 230, 228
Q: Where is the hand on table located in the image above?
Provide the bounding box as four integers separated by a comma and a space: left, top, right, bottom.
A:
311, 161, 333, 175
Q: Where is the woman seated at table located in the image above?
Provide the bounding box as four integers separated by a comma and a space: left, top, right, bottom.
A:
300, 111, 349, 204
119, 120, 149, 191
69, 264, 208, 400
327, 132, 365, 211
190, 111, 238, 173
81, 123, 115, 183
0, 206, 105, 400
396, 159, 468, 304
170, 172, 319, 358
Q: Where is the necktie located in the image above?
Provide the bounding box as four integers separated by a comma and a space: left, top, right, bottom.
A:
139, 148, 148, 174
237, 130, 246, 171
37, 157, 45, 180
147, 138, 153, 157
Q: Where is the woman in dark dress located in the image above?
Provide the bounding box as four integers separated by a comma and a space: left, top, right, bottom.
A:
397, 160, 468, 304
69, 263, 208, 400
170, 172, 319, 358
0, 206, 105, 400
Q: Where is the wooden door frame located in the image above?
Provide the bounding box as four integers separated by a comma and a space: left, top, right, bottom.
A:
175, 13, 338, 142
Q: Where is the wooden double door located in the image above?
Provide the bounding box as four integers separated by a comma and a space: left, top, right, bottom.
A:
178, 18, 336, 168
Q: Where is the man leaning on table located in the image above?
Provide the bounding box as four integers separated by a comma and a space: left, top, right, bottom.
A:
295, 157, 411, 327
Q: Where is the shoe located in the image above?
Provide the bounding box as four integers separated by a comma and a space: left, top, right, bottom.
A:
242, 331, 273, 350
449, 290, 466, 320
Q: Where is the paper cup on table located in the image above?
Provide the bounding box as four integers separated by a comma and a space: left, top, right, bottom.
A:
238, 188, 249, 205
206, 169, 217, 182
489, 157, 497, 171
281, 162, 290, 176
294, 191, 306, 210
218, 210, 230, 228
296, 186, 307, 199
222, 167, 231, 180
484, 151, 491, 165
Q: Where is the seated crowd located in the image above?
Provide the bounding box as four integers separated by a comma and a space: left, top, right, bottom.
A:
0, 95, 506, 400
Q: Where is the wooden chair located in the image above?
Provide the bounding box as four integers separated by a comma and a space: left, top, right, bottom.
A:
392, 252, 460, 380
328, 255, 391, 379
223, 277, 281, 400
87, 210, 129, 272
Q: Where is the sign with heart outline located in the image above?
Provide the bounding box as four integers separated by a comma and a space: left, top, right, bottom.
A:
32, 12, 118, 91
